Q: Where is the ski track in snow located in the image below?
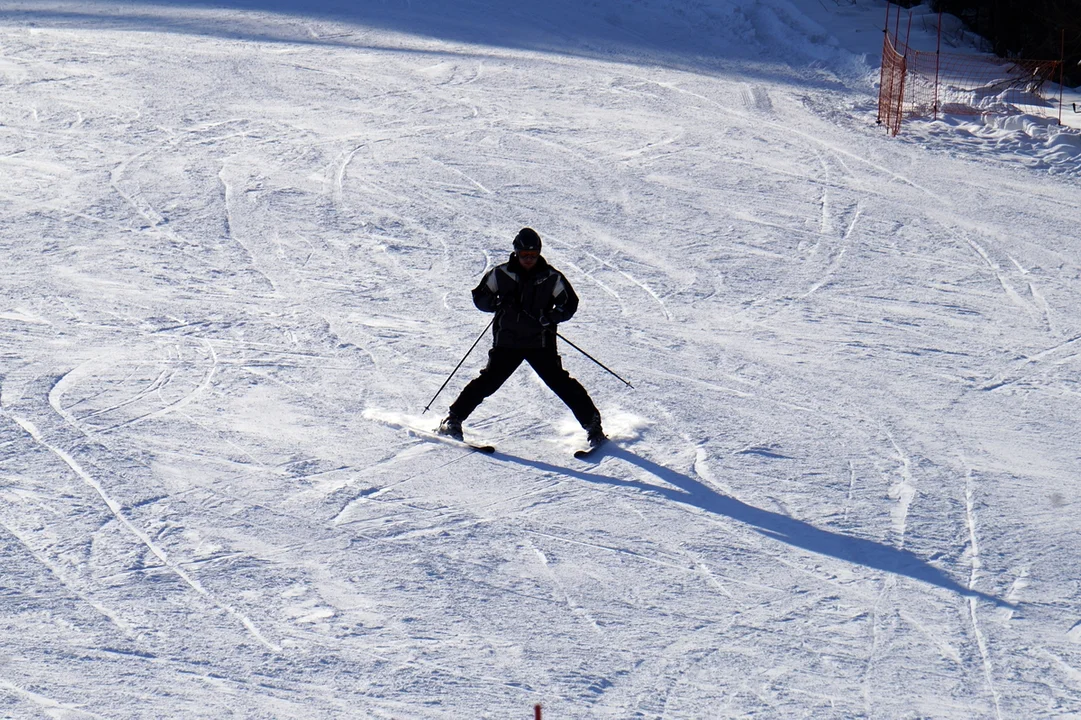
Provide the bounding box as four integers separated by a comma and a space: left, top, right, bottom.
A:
1, 0, 1080, 716
884, 431, 916, 547
8, 413, 281, 653
0, 676, 108, 719
961, 462, 1004, 720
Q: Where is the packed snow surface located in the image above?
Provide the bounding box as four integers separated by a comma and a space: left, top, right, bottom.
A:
2, 0, 1080, 717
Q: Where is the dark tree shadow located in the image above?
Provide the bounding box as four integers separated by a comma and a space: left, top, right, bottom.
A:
493, 443, 1009, 607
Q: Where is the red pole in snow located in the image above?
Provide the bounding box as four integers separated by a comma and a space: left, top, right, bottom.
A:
878, 0, 891, 126
893, 2, 902, 47
1059, 29, 1066, 126
904, 7, 913, 52
534, 703, 542, 720
934, 11, 943, 120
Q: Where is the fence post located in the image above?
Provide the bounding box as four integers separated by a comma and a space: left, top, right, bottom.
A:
1060, 29, 1066, 126
877, 0, 891, 125
934, 12, 943, 120
893, 2, 902, 47
895, 55, 907, 135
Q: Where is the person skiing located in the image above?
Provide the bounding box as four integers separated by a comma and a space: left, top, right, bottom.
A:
438, 228, 606, 449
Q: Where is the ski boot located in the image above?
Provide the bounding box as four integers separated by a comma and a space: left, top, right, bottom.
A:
584, 413, 606, 449
437, 412, 464, 441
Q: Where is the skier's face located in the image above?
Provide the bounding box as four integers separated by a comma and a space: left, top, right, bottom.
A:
518, 250, 539, 269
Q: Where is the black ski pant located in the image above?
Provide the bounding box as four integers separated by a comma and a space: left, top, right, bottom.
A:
450, 346, 599, 428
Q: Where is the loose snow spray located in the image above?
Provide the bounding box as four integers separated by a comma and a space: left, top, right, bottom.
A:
556, 407, 650, 452
363, 407, 438, 434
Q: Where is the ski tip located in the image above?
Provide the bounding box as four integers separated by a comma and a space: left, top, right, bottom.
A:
574, 442, 607, 460
472, 445, 497, 454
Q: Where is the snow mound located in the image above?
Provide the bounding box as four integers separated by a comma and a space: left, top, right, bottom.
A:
905, 112, 1081, 174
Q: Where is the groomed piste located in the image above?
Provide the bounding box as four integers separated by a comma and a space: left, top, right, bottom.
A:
1, 0, 1080, 717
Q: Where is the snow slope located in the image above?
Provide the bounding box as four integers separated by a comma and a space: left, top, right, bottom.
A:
2, 0, 1080, 717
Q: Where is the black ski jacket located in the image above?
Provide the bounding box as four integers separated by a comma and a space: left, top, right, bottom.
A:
472, 254, 579, 349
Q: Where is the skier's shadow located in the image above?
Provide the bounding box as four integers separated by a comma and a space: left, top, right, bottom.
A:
496, 444, 1009, 607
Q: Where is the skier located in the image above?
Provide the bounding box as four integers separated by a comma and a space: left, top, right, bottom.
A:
438, 228, 606, 449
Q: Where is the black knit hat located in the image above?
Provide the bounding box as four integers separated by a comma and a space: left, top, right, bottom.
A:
513, 227, 542, 253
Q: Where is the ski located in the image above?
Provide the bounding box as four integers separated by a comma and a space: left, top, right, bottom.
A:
408, 426, 495, 454
574, 437, 608, 459
362, 410, 496, 454
450, 438, 496, 454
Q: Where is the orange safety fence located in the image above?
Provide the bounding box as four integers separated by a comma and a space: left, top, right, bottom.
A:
878, 32, 907, 136
905, 52, 1060, 119
877, 2, 1064, 136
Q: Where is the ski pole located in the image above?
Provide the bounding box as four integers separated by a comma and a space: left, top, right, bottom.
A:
519, 308, 635, 389
423, 317, 494, 414
555, 331, 635, 389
